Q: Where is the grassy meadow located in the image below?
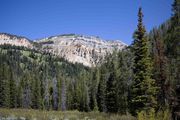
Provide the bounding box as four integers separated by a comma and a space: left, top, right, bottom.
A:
0, 108, 136, 120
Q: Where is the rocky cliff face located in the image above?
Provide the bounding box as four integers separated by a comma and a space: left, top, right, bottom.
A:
37, 34, 127, 67
0, 33, 33, 48
0, 33, 127, 67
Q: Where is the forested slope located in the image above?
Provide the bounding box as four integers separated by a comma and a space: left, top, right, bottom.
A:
0, 44, 91, 111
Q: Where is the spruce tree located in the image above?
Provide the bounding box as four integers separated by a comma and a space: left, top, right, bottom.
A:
166, 0, 180, 117
117, 50, 134, 114
0, 64, 10, 108
20, 71, 32, 109
89, 69, 99, 111
130, 7, 157, 114
79, 71, 90, 112
61, 78, 66, 111
97, 65, 107, 112
106, 72, 118, 113
9, 68, 17, 108
150, 28, 168, 108
165, 0, 180, 86
31, 75, 42, 109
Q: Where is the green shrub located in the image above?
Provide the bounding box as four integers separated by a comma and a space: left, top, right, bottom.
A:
137, 108, 171, 120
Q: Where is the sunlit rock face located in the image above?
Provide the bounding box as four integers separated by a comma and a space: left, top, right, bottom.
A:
37, 34, 127, 67
0, 33, 33, 48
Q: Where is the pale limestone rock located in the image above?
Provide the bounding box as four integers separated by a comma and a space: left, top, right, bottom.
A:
0, 33, 33, 48
37, 34, 127, 67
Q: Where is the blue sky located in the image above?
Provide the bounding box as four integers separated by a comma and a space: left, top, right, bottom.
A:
0, 0, 172, 45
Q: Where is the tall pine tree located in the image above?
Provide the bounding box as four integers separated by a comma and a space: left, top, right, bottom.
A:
130, 7, 157, 115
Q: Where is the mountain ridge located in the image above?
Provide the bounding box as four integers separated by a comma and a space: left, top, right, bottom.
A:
0, 33, 127, 67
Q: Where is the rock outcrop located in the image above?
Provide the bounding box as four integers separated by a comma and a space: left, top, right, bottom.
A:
37, 34, 127, 67
0, 33, 33, 48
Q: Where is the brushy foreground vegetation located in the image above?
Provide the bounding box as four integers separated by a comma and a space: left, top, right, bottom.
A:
0, 109, 136, 120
